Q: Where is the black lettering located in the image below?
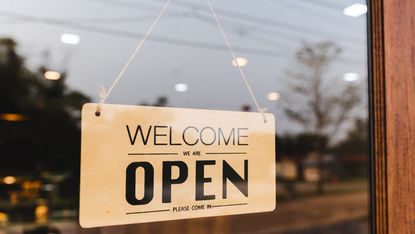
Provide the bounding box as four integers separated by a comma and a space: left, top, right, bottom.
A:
200, 127, 216, 145
154, 125, 168, 145
162, 161, 188, 203
218, 128, 235, 145
222, 160, 248, 199
196, 160, 216, 200
169, 126, 182, 146
182, 126, 199, 146
126, 125, 152, 145
237, 128, 249, 146
126, 162, 154, 205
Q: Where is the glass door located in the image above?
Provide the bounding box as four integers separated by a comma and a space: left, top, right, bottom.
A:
0, 0, 370, 233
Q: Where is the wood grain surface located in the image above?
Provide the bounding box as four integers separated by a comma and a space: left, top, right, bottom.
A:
369, 1, 388, 233
79, 104, 276, 227
370, 0, 415, 233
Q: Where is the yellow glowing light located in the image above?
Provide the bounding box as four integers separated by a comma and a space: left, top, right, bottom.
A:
44, 70, 61, 80
3, 176, 16, 185
0, 212, 8, 223
231, 57, 248, 67
0, 113, 27, 122
35, 204, 49, 223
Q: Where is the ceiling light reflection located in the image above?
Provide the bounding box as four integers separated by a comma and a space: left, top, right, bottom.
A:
343, 72, 360, 82
267, 92, 280, 101
231, 57, 248, 67
44, 70, 61, 80
3, 176, 16, 185
175, 83, 188, 92
60, 33, 80, 45
343, 3, 367, 17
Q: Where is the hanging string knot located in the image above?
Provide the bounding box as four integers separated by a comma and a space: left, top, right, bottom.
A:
258, 107, 268, 123
95, 0, 172, 115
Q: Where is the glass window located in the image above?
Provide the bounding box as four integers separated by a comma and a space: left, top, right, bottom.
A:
0, 0, 369, 233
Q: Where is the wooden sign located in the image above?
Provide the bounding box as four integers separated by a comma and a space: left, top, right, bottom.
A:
80, 104, 276, 227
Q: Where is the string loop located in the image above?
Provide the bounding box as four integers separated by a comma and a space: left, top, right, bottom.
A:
96, 0, 172, 115
97, 0, 267, 123
205, 0, 267, 123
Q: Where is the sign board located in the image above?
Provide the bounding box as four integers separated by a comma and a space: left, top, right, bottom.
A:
80, 104, 276, 227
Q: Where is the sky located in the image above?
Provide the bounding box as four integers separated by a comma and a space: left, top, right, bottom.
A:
0, 0, 368, 136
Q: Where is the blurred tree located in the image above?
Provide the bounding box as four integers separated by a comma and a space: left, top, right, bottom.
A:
0, 38, 29, 113
154, 96, 168, 107
139, 96, 169, 107
283, 41, 361, 193
285, 41, 361, 141
332, 118, 368, 155
331, 118, 369, 177
278, 133, 328, 156
0, 37, 89, 198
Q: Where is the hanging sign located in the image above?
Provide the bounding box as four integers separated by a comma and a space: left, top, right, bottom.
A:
79, 103, 276, 227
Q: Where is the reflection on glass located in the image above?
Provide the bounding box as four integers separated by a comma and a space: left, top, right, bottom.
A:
0, 0, 368, 233
60, 33, 81, 45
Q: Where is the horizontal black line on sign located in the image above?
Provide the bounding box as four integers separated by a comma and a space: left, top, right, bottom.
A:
212, 203, 248, 208
128, 153, 178, 155
126, 209, 170, 215
205, 152, 247, 155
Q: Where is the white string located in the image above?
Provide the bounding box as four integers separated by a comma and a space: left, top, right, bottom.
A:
205, 0, 267, 123
96, 0, 172, 115
96, 0, 267, 123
